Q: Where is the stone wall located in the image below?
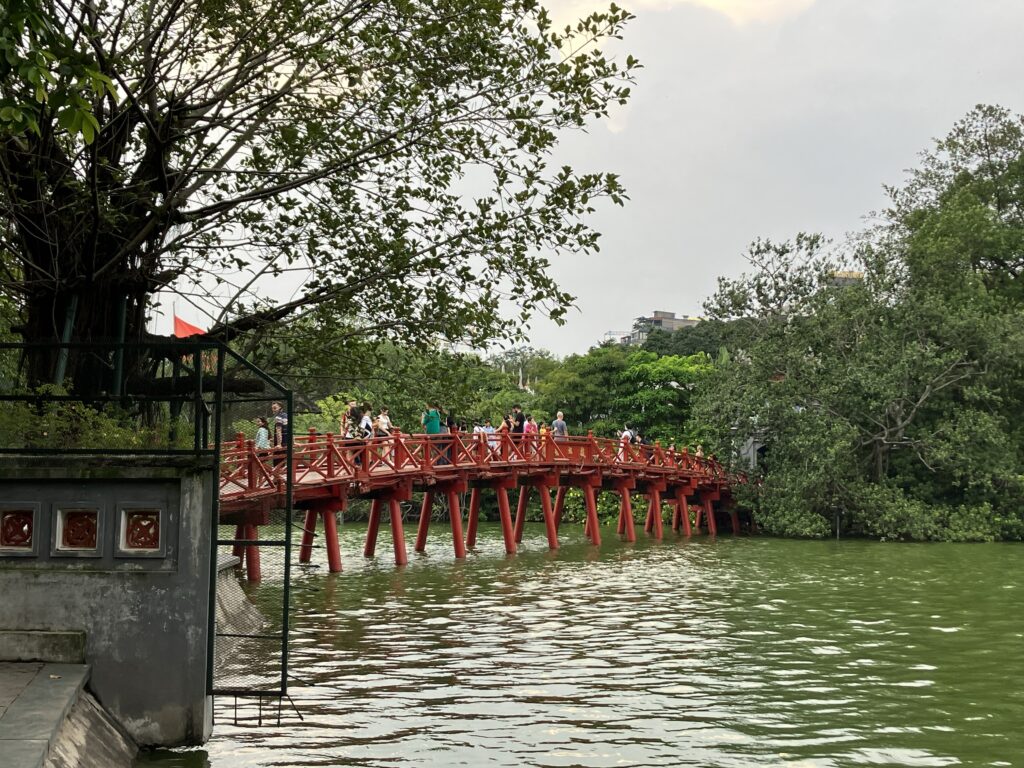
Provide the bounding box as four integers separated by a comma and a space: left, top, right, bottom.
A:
0, 457, 215, 746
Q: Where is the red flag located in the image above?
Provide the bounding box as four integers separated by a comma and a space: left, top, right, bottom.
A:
173, 314, 206, 337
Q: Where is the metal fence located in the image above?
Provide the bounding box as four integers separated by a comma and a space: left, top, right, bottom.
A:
211, 355, 293, 701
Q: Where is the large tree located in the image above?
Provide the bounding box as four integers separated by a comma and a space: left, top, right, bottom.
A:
692, 107, 1024, 540
0, 0, 636, 385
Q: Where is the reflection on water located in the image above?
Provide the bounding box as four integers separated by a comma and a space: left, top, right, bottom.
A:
139, 524, 1023, 767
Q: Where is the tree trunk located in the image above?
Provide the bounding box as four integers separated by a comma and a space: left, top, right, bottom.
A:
22, 283, 148, 394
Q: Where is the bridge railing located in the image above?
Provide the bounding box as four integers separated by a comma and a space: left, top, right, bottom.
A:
219, 429, 729, 505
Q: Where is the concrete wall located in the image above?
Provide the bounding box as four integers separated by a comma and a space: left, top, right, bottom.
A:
0, 457, 215, 746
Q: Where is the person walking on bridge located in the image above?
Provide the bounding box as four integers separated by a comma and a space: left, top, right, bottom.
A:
254, 417, 270, 450
342, 399, 360, 439
510, 404, 525, 458
270, 402, 289, 447
422, 404, 441, 434
551, 411, 568, 442
422, 403, 448, 465
376, 408, 395, 437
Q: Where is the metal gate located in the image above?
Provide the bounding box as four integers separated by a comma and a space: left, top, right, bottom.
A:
208, 348, 293, 703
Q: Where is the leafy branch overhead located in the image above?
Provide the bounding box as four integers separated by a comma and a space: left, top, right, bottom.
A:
0, 0, 638, 369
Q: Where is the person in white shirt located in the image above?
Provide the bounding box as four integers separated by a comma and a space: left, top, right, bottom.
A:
376, 408, 393, 436
483, 418, 497, 454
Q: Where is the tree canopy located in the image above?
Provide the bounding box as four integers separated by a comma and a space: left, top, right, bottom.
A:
691, 105, 1024, 541
0, 0, 636, 387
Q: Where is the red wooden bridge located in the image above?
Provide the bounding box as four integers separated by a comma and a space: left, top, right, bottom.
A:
219, 430, 742, 580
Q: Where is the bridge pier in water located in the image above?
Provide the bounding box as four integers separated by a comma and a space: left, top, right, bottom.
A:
614, 479, 636, 542
414, 480, 469, 559
363, 482, 414, 565
298, 496, 345, 573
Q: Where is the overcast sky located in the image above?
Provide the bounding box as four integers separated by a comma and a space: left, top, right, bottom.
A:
523, 0, 1024, 355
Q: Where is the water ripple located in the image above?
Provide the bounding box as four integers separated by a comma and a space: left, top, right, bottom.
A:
143, 528, 1024, 767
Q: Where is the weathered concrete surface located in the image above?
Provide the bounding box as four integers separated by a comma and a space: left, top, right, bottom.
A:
0, 459, 216, 746
0, 662, 94, 767
0, 631, 86, 664
43, 690, 137, 768
0, 662, 41, 719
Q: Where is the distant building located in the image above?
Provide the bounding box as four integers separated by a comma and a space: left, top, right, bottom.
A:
605, 311, 700, 346
830, 270, 864, 288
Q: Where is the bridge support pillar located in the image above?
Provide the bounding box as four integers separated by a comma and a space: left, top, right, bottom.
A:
553, 487, 567, 530
415, 492, 433, 553
615, 486, 635, 543
645, 489, 663, 540
466, 488, 481, 548
702, 496, 717, 536
297, 499, 343, 573
673, 490, 692, 537
495, 487, 516, 555
244, 523, 261, 582
447, 490, 466, 559
322, 502, 343, 573
539, 485, 559, 550
364, 499, 382, 558
513, 486, 530, 544
299, 510, 318, 563
232, 524, 244, 558
582, 484, 601, 547
390, 499, 408, 566
730, 506, 740, 535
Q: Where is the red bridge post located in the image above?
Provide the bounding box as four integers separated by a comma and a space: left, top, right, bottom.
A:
616, 483, 635, 543
244, 523, 261, 582
583, 483, 601, 546
702, 493, 717, 535
673, 488, 693, 537
364, 499, 382, 557
322, 498, 343, 573
389, 498, 408, 566
466, 488, 481, 548
553, 486, 567, 530
513, 486, 530, 544
494, 484, 516, 554
232, 524, 245, 558
539, 485, 558, 550
415, 492, 433, 553
299, 509, 318, 563
644, 483, 665, 540
447, 489, 466, 559
389, 499, 405, 565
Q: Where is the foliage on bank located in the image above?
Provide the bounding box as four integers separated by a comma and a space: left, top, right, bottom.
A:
691, 105, 1024, 541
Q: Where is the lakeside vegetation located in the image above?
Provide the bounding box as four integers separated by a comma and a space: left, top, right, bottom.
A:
256, 106, 1024, 542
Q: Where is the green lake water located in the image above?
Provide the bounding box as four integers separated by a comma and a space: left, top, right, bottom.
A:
139, 524, 1023, 767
